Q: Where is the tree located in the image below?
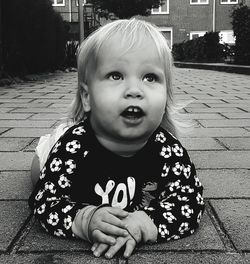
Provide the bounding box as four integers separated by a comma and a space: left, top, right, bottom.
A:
90, 0, 164, 19
231, 3, 250, 65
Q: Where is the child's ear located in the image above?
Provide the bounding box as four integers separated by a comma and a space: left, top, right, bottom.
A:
80, 82, 91, 112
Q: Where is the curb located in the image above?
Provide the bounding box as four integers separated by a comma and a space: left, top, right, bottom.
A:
174, 62, 250, 75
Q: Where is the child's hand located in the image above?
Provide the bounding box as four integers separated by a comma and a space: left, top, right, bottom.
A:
123, 211, 158, 243
89, 207, 129, 244
91, 234, 137, 259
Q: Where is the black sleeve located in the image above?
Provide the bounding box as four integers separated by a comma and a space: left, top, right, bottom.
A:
142, 141, 205, 242
29, 124, 89, 238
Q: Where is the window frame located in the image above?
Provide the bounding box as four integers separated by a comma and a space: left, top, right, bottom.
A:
190, 31, 207, 40
52, 0, 65, 6
220, 0, 238, 4
159, 27, 173, 48
151, 0, 169, 15
190, 0, 209, 5
75, 0, 87, 6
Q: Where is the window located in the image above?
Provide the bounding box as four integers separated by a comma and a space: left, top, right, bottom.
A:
151, 0, 169, 14
159, 27, 173, 48
190, 31, 206, 40
190, 0, 209, 5
76, 0, 87, 6
52, 0, 65, 6
220, 0, 238, 4
219, 30, 235, 44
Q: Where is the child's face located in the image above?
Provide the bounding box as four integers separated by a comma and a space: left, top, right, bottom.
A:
84, 34, 167, 144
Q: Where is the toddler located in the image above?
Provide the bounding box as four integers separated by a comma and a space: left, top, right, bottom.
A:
29, 18, 204, 259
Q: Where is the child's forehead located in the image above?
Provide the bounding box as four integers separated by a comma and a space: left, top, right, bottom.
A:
97, 32, 159, 56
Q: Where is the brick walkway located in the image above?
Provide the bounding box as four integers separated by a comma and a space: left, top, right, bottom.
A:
0, 68, 249, 263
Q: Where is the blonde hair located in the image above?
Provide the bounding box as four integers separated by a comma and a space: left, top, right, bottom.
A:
68, 18, 182, 137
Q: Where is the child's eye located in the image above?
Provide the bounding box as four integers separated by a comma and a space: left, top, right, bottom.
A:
143, 73, 158, 83
107, 72, 123, 81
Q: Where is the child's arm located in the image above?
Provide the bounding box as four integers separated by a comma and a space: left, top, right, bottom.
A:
29, 129, 128, 242
140, 146, 205, 242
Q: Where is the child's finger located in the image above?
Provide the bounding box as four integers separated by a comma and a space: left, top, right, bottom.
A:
104, 237, 126, 259
93, 243, 109, 258
123, 238, 136, 258
91, 229, 116, 245
99, 222, 128, 237
108, 207, 129, 219
103, 213, 128, 229
91, 242, 99, 252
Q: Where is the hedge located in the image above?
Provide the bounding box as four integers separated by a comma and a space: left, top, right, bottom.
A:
2, 0, 68, 76
172, 32, 224, 63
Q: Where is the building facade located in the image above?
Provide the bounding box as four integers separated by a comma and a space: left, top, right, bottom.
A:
51, 0, 250, 46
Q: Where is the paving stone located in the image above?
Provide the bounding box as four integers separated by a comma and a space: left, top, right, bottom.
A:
19, 220, 89, 252
197, 169, 250, 198
185, 107, 244, 113
180, 138, 225, 150
0, 113, 32, 120
1, 128, 52, 137
0, 152, 34, 170
183, 113, 225, 120
10, 108, 67, 113
222, 113, 250, 119
199, 119, 250, 128
0, 171, 33, 199
0, 253, 117, 264
140, 211, 224, 251
0, 201, 30, 252
0, 99, 32, 103
0, 103, 51, 108
0, 128, 9, 135
217, 137, 250, 150
189, 151, 250, 169
210, 199, 250, 251
181, 128, 250, 138
127, 252, 246, 264
30, 113, 63, 120
0, 138, 34, 151
23, 138, 39, 152
0, 120, 55, 128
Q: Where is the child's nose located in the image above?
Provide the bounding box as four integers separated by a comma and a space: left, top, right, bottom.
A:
124, 79, 143, 99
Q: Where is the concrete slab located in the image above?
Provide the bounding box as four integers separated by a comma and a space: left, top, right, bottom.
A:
180, 137, 225, 150
198, 169, 250, 198
185, 107, 245, 113
199, 119, 250, 128
139, 211, 224, 251
0, 120, 56, 128
181, 128, 250, 138
217, 137, 250, 150
0, 201, 30, 252
0, 152, 34, 170
10, 108, 67, 113
0, 253, 117, 264
0, 171, 33, 200
189, 151, 250, 169
19, 220, 90, 252
0, 113, 32, 120
0, 138, 34, 151
127, 252, 246, 264
210, 199, 250, 251
1, 128, 52, 137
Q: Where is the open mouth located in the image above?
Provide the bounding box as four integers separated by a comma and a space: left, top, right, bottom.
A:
121, 106, 145, 119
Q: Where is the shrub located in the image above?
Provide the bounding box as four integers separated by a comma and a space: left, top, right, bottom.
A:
172, 32, 223, 63
2, 0, 68, 76
231, 4, 250, 65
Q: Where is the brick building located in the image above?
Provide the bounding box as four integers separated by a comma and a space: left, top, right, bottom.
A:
51, 0, 250, 46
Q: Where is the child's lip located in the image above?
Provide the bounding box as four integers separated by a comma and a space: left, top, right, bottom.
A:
120, 106, 145, 118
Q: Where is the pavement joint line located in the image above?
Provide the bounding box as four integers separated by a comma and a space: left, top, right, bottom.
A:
6, 213, 34, 254
213, 138, 230, 150
206, 201, 238, 253
0, 128, 11, 136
